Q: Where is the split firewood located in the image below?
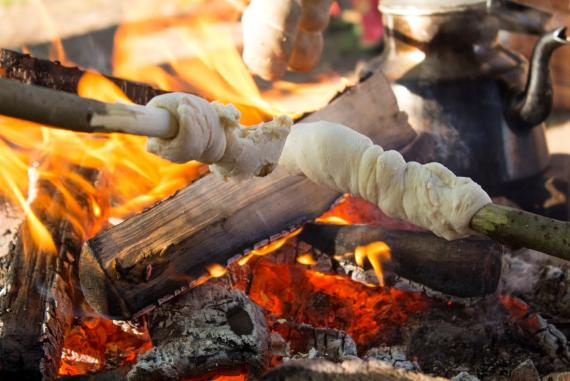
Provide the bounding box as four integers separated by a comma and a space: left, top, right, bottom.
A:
127, 280, 270, 381
0, 49, 166, 105
260, 359, 449, 381
299, 223, 503, 298
0, 163, 101, 380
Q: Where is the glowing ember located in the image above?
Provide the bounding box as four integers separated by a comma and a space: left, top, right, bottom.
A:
58, 317, 152, 376
242, 258, 434, 352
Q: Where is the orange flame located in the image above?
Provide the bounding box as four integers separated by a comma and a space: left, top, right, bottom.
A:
354, 241, 391, 286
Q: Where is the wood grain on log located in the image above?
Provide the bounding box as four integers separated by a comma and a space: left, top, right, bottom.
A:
127, 280, 269, 381
0, 49, 166, 105
299, 223, 503, 298
79, 69, 416, 320
260, 359, 448, 381
0, 164, 100, 380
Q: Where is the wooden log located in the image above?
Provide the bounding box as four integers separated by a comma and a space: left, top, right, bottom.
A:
260, 359, 448, 381
79, 69, 416, 320
0, 49, 166, 105
299, 223, 504, 298
0, 163, 100, 380
127, 280, 269, 381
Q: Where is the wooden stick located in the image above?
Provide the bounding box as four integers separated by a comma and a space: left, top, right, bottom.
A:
0, 77, 177, 138
471, 203, 570, 260
0, 49, 166, 105
299, 223, 503, 298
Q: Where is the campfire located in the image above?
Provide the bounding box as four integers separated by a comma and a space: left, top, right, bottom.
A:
0, 1, 570, 381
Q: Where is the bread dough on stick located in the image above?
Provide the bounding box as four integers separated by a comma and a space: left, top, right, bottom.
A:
146, 93, 292, 180
145, 94, 490, 240
278, 122, 492, 240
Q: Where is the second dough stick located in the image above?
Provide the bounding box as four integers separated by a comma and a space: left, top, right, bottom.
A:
278, 122, 492, 240
144, 94, 490, 240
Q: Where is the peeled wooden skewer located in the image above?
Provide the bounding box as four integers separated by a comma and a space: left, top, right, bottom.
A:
0, 77, 177, 138
0, 77, 569, 259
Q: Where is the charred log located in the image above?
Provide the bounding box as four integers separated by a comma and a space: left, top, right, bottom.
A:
272, 321, 357, 361
299, 223, 504, 298
127, 280, 269, 381
0, 49, 166, 105
0, 164, 101, 380
79, 68, 416, 319
260, 359, 448, 381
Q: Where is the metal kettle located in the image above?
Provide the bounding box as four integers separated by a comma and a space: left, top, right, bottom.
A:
377, 0, 570, 192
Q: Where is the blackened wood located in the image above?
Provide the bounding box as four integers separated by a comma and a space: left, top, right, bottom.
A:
272, 321, 357, 361
0, 49, 166, 104
127, 280, 269, 381
0, 164, 100, 381
299, 223, 504, 298
79, 69, 417, 320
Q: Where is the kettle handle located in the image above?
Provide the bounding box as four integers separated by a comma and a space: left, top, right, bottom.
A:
488, 0, 552, 35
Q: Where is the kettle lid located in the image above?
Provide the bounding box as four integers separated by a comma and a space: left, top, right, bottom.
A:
379, 0, 487, 15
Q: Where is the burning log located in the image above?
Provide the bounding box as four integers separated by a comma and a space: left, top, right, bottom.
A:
127, 280, 270, 381
299, 223, 503, 298
79, 68, 416, 320
0, 49, 166, 105
260, 359, 448, 381
0, 163, 101, 380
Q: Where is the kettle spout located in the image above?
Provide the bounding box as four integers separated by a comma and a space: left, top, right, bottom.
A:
509, 27, 569, 129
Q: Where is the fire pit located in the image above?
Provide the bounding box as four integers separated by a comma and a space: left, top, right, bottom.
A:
0, 1, 569, 381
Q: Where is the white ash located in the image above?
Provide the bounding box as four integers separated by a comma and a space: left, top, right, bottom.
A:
276, 322, 357, 362
510, 359, 540, 381
451, 371, 480, 381
500, 249, 570, 320
506, 305, 570, 363
364, 346, 421, 372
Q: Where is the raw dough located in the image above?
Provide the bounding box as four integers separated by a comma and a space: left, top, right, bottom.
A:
278, 122, 492, 240
146, 93, 292, 180
146, 95, 490, 240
